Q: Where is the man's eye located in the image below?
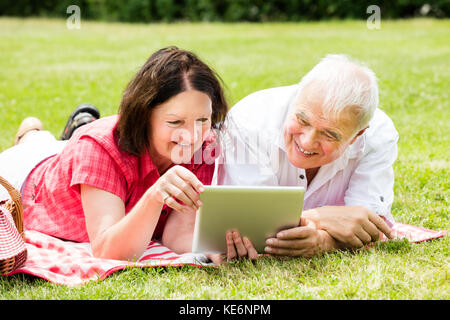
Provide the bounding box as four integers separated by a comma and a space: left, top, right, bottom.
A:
322, 132, 337, 141
299, 119, 309, 126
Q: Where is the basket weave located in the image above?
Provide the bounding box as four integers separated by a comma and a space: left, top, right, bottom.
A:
0, 176, 27, 274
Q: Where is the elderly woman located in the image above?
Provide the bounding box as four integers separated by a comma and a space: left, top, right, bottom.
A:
0, 47, 228, 261
165, 54, 398, 260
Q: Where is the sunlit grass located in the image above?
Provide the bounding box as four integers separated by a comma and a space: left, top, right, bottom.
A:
0, 17, 448, 299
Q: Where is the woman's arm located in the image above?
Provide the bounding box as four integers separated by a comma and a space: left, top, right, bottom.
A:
81, 165, 205, 261
162, 208, 197, 254
81, 184, 163, 261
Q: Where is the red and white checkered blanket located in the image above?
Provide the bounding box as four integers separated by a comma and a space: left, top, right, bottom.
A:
3, 223, 447, 286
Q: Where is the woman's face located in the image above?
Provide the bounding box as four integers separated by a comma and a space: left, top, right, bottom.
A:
283, 89, 364, 170
149, 90, 213, 166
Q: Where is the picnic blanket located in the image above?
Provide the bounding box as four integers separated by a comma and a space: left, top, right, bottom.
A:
3, 223, 447, 286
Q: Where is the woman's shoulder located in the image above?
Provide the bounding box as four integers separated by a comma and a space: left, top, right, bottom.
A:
65, 115, 137, 175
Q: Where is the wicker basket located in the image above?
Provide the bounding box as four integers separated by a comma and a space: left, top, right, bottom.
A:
0, 176, 27, 274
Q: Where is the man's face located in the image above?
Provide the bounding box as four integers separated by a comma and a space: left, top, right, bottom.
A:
283, 88, 364, 170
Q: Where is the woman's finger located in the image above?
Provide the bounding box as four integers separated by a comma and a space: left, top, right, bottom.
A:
166, 172, 201, 209
173, 166, 205, 194
163, 194, 187, 213
163, 183, 196, 210
232, 230, 248, 257
243, 237, 259, 260
226, 231, 237, 260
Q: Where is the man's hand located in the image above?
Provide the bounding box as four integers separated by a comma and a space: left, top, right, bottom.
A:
264, 218, 335, 258
302, 206, 394, 249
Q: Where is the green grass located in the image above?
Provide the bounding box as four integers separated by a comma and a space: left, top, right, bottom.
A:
0, 17, 449, 300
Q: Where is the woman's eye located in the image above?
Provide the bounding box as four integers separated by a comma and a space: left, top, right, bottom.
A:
197, 118, 210, 123
167, 120, 182, 126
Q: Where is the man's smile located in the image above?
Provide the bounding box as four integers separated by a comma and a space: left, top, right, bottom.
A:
295, 140, 317, 156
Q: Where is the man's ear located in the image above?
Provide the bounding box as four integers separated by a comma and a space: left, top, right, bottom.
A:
349, 126, 369, 145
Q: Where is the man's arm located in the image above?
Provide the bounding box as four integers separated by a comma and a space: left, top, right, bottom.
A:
298, 111, 399, 249
302, 206, 394, 248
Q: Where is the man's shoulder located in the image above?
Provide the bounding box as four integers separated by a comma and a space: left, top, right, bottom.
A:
228, 85, 298, 130
231, 85, 298, 114
364, 108, 399, 151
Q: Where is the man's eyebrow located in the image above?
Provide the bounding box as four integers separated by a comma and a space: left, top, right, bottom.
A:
324, 129, 341, 141
295, 111, 309, 121
296, 110, 342, 141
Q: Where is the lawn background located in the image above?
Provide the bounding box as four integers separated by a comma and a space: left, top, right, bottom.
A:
0, 17, 448, 299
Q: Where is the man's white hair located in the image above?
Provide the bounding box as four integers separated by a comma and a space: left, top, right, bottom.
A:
296, 54, 379, 132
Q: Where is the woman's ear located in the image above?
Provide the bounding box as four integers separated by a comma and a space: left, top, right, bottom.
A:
350, 126, 369, 145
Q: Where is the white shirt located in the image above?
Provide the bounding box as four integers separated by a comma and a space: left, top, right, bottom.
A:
213, 85, 399, 226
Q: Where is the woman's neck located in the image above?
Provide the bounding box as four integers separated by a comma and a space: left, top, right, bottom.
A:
149, 150, 172, 176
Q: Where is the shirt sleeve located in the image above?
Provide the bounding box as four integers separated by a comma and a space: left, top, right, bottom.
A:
69, 136, 127, 202
344, 113, 399, 226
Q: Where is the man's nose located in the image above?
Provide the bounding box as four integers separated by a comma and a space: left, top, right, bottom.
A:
300, 127, 319, 149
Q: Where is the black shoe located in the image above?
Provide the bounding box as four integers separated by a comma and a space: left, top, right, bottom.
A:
60, 103, 100, 140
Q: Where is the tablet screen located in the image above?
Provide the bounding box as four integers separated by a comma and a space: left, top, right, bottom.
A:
192, 186, 304, 254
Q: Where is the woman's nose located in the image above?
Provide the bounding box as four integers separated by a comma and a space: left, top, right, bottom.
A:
176, 125, 200, 144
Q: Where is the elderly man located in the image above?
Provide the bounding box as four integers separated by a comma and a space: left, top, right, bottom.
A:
212, 54, 398, 259
162, 54, 398, 261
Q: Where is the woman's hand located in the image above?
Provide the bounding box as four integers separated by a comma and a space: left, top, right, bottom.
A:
206, 230, 259, 264
225, 229, 259, 261
149, 165, 205, 214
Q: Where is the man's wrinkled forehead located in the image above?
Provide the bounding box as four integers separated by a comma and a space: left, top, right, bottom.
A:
291, 85, 361, 138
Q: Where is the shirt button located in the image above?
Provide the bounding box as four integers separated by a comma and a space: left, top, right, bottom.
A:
380, 196, 384, 202
161, 209, 167, 215
299, 174, 305, 179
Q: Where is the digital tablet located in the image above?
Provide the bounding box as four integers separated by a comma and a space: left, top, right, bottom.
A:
192, 185, 305, 254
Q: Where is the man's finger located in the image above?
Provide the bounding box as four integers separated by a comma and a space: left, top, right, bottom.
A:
264, 246, 302, 257
361, 220, 381, 241
276, 226, 315, 240
266, 237, 311, 250
347, 235, 364, 248
368, 212, 394, 239
354, 228, 372, 245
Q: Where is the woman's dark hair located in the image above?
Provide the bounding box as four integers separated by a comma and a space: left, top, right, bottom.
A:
115, 46, 228, 156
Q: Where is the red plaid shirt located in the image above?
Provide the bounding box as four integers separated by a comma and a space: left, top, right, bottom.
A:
22, 116, 217, 243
